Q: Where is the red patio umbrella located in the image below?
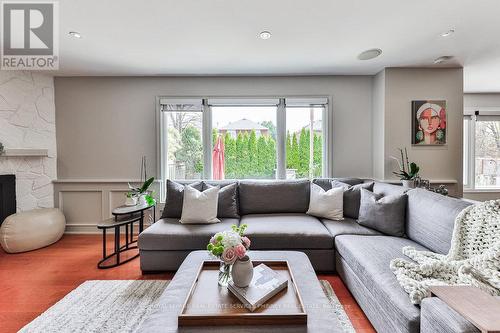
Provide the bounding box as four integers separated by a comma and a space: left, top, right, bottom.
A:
212, 136, 225, 180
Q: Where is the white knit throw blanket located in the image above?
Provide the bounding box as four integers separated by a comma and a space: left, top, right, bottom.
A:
390, 199, 500, 305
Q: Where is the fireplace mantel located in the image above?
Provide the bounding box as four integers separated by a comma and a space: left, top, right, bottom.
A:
0, 148, 49, 157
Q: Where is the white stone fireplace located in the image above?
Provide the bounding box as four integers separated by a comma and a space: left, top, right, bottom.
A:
0, 71, 56, 212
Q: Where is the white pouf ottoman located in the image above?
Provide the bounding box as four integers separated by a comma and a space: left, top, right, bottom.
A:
0, 208, 66, 253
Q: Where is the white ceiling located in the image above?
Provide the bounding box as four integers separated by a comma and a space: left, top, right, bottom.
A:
57, 0, 500, 92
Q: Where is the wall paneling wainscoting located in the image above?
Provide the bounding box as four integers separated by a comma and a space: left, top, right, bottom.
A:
53, 180, 160, 233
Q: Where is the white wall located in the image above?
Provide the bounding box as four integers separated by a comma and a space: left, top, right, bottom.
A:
0, 71, 56, 211
54, 76, 374, 179
464, 93, 500, 108
372, 70, 385, 180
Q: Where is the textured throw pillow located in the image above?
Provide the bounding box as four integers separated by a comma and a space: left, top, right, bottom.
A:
306, 183, 344, 220
162, 180, 203, 218
203, 182, 239, 218
180, 186, 220, 224
358, 188, 407, 236
332, 181, 374, 219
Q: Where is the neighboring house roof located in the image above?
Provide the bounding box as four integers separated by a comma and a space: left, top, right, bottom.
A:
219, 118, 268, 131
301, 119, 322, 132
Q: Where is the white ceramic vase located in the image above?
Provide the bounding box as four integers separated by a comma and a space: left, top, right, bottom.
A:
401, 180, 415, 188
231, 256, 253, 288
125, 196, 137, 206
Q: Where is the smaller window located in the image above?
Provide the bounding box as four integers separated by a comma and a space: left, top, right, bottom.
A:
474, 117, 500, 189
463, 114, 500, 190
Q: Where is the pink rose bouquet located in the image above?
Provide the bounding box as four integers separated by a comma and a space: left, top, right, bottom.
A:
207, 224, 250, 265
207, 224, 251, 286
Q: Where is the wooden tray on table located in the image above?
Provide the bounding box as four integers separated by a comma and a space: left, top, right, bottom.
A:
178, 260, 307, 326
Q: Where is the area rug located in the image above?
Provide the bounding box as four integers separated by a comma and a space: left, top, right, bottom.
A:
20, 279, 355, 333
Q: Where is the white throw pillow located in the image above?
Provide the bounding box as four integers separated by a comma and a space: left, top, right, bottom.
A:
180, 186, 221, 224
306, 183, 344, 220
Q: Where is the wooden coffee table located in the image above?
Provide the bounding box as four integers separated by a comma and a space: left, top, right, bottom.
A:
430, 286, 500, 333
137, 250, 347, 332
178, 260, 307, 326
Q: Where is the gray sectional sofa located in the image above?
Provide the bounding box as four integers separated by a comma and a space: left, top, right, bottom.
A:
138, 178, 482, 333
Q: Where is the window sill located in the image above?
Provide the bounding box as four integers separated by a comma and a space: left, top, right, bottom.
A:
463, 189, 500, 193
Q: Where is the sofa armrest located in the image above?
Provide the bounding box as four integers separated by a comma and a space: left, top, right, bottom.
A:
420, 297, 480, 333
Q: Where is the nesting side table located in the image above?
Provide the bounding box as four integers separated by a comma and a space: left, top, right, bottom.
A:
97, 202, 155, 269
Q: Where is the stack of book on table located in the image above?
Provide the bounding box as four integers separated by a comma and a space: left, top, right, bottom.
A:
228, 263, 288, 311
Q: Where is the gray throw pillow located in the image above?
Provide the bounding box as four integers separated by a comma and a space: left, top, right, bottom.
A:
332, 181, 374, 219
238, 180, 310, 215
312, 177, 364, 191
162, 180, 203, 218
358, 188, 407, 236
203, 182, 239, 218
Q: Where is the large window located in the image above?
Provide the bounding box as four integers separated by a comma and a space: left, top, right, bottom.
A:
159, 97, 330, 198
464, 113, 500, 190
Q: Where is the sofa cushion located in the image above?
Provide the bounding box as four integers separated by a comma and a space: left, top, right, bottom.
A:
242, 213, 333, 249
312, 177, 364, 191
335, 235, 429, 332
321, 217, 381, 238
332, 180, 374, 219
358, 189, 407, 236
203, 181, 239, 218
162, 180, 203, 218
138, 218, 239, 251
406, 188, 472, 254
238, 180, 310, 215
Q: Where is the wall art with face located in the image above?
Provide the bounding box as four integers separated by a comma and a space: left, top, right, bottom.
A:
412, 100, 446, 145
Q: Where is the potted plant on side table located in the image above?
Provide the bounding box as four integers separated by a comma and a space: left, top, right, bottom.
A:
126, 176, 155, 206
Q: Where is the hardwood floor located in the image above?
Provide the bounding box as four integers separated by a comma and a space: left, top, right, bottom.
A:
0, 235, 375, 333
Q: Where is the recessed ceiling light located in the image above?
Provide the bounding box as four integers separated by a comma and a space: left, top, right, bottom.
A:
259, 31, 272, 40
357, 48, 382, 60
68, 31, 82, 39
434, 55, 453, 64
441, 29, 455, 37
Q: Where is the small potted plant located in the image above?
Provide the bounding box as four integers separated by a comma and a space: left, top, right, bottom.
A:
391, 148, 420, 188
207, 224, 251, 287
127, 177, 155, 205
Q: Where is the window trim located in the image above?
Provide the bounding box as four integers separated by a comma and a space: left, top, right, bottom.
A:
157, 95, 332, 201
463, 111, 500, 190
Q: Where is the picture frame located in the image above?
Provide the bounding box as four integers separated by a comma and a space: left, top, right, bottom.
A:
411, 100, 447, 145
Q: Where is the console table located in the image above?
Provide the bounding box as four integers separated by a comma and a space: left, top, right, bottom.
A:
97, 202, 155, 269
430, 286, 500, 333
